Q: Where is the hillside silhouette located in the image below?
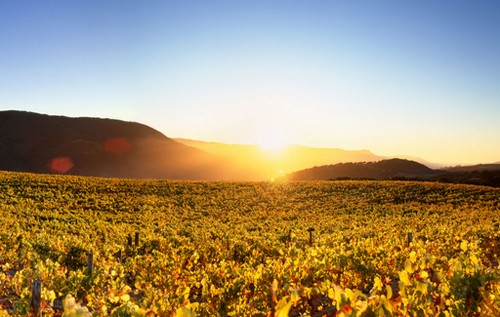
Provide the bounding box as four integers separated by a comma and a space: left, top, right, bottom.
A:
434, 165, 500, 187
282, 159, 500, 187
2, 111, 498, 184
0, 111, 231, 180
284, 159, 443, 181
440, 164, 500, 173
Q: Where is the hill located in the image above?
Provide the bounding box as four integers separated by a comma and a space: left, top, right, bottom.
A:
282, 159, 500, 187
174, 138, 434, 180
2, 111, 491, 182
386, 154, 443, 169
284, 158, 443, 181
441, 164, 500, 172
432, 168, 500, 187
0, 110, 230, 180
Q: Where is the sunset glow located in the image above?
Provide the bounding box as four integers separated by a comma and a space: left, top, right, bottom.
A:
1, 1, 500, 165
259, 137, 287, 152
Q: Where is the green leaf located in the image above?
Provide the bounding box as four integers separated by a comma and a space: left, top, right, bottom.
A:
399, 270, 412, 287
176, 307, 196, 317
382, 298, 394, 314
404, 260, 414, 274
416, 281, 428, 294
409, 251, 417, 263
386, 285, 392, 300
373, 277, 383, 292
275, 297, 293, 317
345, 288, 354, 300
334, 284, 343, 306
328, 288, 335, 300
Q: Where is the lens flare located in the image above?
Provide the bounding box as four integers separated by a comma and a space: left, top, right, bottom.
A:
48, 157, 74, 174
104, 137, 131, 154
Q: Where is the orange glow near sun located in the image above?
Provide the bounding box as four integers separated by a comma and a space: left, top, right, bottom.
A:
259, 134, 288, 152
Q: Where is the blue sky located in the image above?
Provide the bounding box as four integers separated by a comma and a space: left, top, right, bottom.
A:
1, 1, 499, 165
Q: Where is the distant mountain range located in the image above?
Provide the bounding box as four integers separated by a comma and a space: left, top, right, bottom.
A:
175, 138, 385, 180
1, 111, 498, 184
174, 138, 443, 180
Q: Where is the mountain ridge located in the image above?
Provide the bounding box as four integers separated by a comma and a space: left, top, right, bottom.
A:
1, 111, 497, 182
174, 138, 443, 174
0, 110, 230, 180
174, 138, 387, 180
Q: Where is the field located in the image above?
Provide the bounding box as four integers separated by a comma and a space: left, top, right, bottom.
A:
1, 171, 500, 316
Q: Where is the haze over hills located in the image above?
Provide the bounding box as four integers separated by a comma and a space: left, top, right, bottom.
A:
0, 110, 233, 180
176, 138, 384, 180
385, 155, 442, 170
175, 138, 443, 180
1, 111, 498, 183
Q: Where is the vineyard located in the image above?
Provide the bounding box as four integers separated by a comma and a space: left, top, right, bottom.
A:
1, 171, 500, 316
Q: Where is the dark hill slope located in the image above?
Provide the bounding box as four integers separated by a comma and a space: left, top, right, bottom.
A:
285, 159, 442, 181
441, 164, 500, 172
0, 110, 228, 180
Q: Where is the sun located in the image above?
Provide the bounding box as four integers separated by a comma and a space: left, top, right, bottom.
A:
258, 133, 288, 152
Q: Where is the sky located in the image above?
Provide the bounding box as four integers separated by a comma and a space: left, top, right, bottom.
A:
1, 0, 499, 165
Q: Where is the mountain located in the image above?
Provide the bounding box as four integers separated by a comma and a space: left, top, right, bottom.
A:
174, 139, 268, 180
283, 159, 443, 181
385, 155, 443, 169
175, 138, 442, 180
281, 159, 500, 187
0, 110, 231, 180
175, 138, 393, 180
2, 111, 480, 182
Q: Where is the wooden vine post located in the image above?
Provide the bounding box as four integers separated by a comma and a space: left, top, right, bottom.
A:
127, 234, 132, 246
307, 228, 315, 246
407, 232, 413, 247
135, 232, 140, 247
87, 252, 94, 275
32, 280, 42, 316
115, 250, 123, 262
17, 236, 22, 260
